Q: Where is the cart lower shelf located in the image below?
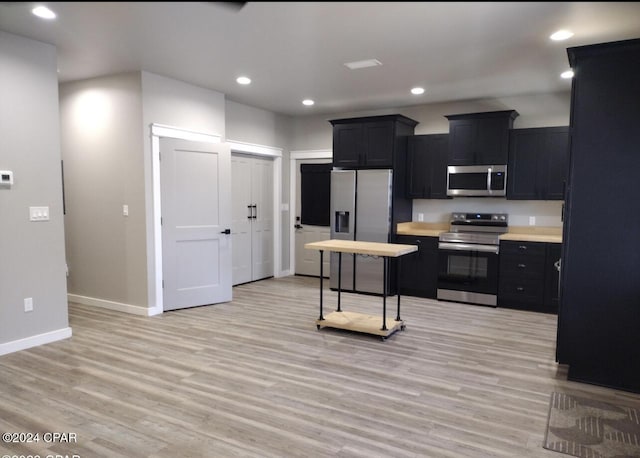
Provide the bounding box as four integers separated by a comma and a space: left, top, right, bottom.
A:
316, 311, 406, 339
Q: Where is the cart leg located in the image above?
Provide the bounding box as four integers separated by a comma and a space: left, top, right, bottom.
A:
396, 256, 402, 321
381, 257, 388, 331
318, 250, 325, 321
336, 251, 342, 312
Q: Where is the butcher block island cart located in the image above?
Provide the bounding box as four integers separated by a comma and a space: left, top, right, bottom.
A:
304, 239, 418, 340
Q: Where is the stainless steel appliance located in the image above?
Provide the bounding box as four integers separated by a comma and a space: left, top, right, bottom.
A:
447, 165, 507, 197
330, 169, 393, 295
437, 212, 508, 306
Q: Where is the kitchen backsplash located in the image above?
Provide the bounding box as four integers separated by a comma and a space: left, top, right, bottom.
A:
412, 198, 563, 227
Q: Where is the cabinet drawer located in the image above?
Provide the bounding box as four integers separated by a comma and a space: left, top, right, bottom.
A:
500, 241, 546, 257
499, 254, 545, 275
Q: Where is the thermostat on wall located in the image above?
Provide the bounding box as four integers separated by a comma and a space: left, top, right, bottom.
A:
0, 170, 13, 188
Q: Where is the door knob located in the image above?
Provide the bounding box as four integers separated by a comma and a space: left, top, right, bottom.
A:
294, 224, 303, 229
220, 228, 231, 235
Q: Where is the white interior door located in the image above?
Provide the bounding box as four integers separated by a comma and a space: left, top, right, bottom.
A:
231, 154, 274, 285
294, 159, 331, 277
231, 155, 253, 285
251, 158, 274, 280
160, 138, 232, 311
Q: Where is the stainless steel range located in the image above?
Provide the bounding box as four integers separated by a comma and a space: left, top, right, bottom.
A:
437, 212, 508, 307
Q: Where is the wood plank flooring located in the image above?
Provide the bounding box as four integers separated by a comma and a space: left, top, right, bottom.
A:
1, 275, 639, 457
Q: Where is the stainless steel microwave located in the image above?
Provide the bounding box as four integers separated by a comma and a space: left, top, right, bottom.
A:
446, 165, 507, 197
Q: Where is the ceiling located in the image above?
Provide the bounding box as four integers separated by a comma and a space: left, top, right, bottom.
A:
1, 2, 640, 117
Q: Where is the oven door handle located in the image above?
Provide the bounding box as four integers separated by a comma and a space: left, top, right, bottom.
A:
438, 242, 499, 254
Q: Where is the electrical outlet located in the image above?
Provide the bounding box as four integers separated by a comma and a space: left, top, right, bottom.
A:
24, 297, 33, 312
123, 204, 129, 216
529, 216, 536, 226
418, 213, 424, 222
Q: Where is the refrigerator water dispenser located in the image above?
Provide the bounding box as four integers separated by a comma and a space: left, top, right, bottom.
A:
335, 211, 350, 233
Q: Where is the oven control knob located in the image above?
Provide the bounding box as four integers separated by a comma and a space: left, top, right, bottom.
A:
500, 215, 506, 221
492, 215, 498, 220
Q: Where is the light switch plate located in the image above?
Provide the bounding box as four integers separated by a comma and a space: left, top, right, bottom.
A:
29, 206, 50, 221
0, 170, 13, 187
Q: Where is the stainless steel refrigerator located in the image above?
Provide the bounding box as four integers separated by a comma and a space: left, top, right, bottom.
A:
330, 169, 393, 295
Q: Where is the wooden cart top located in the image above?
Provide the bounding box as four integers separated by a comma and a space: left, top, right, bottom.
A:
304, 239, 418, 257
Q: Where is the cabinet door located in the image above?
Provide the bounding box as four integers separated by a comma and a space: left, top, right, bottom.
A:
508, 127, 569, 200
543, 128, 569, 200
363, 121, 395, 167
333, 123, 363, 168
476, 117, 510, 164
448, 120, 475, 165
407, 136, 430, 197
407, 134, 449, 199
507, 129, 543, 200
395, 235, 438, 298
428, 134, 450, 199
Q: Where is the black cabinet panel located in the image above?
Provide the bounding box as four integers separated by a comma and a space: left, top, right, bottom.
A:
395, 235, 438, 298
330, 115, 418, 169
445, 110, 518, 165
332, 124, 362, 168
407, 134, 449, 199
364, 121, 395, 167
508, 127, 569, 200
558, 38, 640, 393
498, 240, 559, 314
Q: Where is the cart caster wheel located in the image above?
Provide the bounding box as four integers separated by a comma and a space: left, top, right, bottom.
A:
316, 324, 321, 330
381, 336, 387, 342
401, 324, 406, 331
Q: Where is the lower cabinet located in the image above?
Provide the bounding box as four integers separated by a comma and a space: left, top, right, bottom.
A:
498, 240, 561, 313
394, 235, 438, 299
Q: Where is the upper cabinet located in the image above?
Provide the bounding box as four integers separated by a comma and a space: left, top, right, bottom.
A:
330, 115, 418, 169
445, 110, 519, 165
406, 134, 449, 199
507, 126, 569, 200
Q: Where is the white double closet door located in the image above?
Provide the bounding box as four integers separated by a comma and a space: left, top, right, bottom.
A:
231, 154, 274, 285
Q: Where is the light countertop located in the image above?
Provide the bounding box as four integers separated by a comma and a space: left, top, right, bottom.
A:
396, 222, 562, 243
396, 222, 448, 237
499, 226, 563, 243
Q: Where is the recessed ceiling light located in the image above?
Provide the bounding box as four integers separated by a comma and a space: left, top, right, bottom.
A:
236, 76, 251, 85
411, 87, 425, 95
302, 99, 315, 106
550, 30, 574, 41
344, 59, 382, 70
561, 70, 575, 79
32, 6, 56, 19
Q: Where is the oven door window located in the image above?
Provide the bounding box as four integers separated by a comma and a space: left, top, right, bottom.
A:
438, 249, 499, 295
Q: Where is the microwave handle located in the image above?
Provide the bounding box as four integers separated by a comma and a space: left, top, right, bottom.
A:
487, 167, 492, 192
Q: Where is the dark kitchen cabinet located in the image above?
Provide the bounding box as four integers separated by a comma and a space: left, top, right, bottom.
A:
394, 235, 438, 299
557, 38, 640, 393
544, 243, 561, 313
445, 110, 519, 165
507, 127, 569, 200
498, 240, 560, 314
406, 134, 449, 199
330, 115, 418, 169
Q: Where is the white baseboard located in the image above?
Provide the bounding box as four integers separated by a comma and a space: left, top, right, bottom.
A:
0, 327, 72, 356
68, 294, 155, 316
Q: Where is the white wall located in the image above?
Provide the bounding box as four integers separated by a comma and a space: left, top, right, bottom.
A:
289, 91, 571, 228
59, 73, 147, 310
0, 31, 70, 353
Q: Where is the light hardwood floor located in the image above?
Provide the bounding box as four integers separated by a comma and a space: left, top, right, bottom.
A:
1, 275, 639, 457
